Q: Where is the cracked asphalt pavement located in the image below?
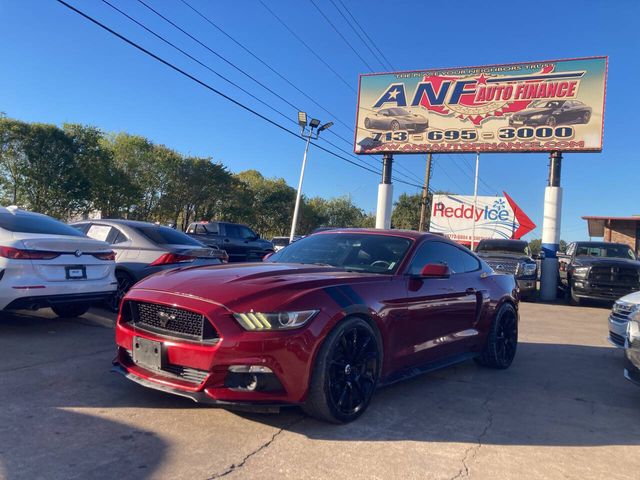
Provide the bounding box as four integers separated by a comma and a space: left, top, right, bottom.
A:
1, 301, 639, 479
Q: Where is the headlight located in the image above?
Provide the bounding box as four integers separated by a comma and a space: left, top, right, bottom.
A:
573, 266, 589, 277
233, 310, 319, 331
519, 262, 536, 277
627, 320, 640, 345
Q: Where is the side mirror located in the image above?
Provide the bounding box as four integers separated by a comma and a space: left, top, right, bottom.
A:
418, 263, 450, 278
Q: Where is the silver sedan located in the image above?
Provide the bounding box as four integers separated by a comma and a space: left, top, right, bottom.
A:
72, 219, 227, 311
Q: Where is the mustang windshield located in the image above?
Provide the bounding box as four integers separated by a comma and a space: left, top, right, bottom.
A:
266, 233, 412, 274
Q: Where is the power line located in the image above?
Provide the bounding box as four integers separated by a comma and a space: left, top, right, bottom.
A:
336, 0, 395, 71
257, 0, 356, 93
137, 0, 395, 178
55, 0, 425, 190
308, 0, 375, 72
179, 0, 356, 136
327, 0, 388, 72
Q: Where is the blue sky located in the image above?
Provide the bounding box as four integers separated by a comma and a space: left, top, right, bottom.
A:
1, 0, 638, 241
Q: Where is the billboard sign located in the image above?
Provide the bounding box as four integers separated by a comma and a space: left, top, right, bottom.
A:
355, 57, 607, 154
429, 192, 535, 244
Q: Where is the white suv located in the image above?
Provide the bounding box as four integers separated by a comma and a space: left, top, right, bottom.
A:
0, 206, 117, 317
608, 291, 640, 348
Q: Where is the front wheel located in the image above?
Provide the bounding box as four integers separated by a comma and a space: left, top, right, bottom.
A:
569, 281, 582, 306
303, 317, 381, 423
52, 303, 91, 318
475, 303, 518, 369
546, 116, 557, 126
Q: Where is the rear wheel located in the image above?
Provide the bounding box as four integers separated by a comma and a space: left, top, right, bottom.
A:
107, 271, 134, 312
475, 303, 518, 369
303, 317, 381, 423
52, 303, 91, 318
581, 111, 591, 123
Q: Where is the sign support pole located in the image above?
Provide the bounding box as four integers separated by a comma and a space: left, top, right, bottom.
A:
376, 153, 393, 229
289, 133, 312, 242
540, 151, 563, 301
419, 153, 432, 231
470, 152, 480, 250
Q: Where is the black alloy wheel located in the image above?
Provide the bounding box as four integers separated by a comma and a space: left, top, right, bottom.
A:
107, 271, 134, 313
582, 111, 591, 123
304, 317, 381, 423
476, 303, 518, 369
546, 116, 557, 126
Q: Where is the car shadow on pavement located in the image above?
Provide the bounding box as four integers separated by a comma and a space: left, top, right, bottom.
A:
238, 342, 640, 447
2, 311, 640, 479
0, 312, 172, 480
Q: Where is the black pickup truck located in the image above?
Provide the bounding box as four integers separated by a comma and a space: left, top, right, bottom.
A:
185, 221, 274, 262
558, 241, 640, 305
474, 239, 538, 300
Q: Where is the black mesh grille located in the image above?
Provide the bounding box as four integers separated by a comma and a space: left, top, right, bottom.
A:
590, 266, 639, 285
485, 259, 519, 275
126, 301, 217, 342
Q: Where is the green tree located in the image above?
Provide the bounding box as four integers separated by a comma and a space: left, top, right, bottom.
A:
307, 196, 367, 229
391, 193, 422, 230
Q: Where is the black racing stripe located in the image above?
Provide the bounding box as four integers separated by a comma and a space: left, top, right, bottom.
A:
339, 285, 365, 305
325, 287, 352, 308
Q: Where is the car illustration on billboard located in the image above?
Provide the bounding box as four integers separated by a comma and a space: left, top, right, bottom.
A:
363, 107, 428, 132
508, 100, 592, 127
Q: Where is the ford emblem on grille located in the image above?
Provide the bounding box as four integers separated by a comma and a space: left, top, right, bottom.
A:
74, 250, 82, 257
157, 310, 176, 328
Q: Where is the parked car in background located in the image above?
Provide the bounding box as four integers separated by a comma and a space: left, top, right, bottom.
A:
508, 100, 592, 127
558, 241, 640, 305
0, 206, 116, 318
475, 239, 537, 300
112, 229, 518, 423
364, 107, 428, 132
73, 219, 226, 311
624, 316, 640, 386
185, 221, 273, 262
608, 292, 640, 348
271, 236, 302, 252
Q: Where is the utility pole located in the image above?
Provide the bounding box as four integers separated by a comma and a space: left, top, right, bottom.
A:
418, 153, 432, 231
540, 151, 563, 301
375, 153, 393, 229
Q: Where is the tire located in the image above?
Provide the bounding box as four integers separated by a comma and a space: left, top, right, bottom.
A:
107, 270, 135, 313
390, 120, 400, 131
364, 118, 371, 129
52, 303, 91, 318
303, 317, 382, 423
546, 116, 557, 126
582, 111, 591, 124
475, 303, 518, 369
569, 281, 582, 306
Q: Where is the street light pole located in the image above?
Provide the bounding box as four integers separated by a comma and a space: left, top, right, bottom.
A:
289, 133, 312, 242
289, 113, 332, 242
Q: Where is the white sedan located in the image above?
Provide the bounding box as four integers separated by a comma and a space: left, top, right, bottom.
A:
0, 206, 117, 317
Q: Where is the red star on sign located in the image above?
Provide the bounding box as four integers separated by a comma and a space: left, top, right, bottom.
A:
476, 73, 488, 85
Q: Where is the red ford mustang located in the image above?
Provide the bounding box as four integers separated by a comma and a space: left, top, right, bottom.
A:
113, 229, 519, 423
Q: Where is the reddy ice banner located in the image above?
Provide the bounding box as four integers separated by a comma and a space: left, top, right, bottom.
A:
355, 57, 607, 154
429, 193, 535, 243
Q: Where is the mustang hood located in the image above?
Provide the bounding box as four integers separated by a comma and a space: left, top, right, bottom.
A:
130, 262, 389, 311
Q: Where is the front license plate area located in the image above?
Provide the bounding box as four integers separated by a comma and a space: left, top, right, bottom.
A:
65, 265, 86, 279
133, 337, 163, 371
